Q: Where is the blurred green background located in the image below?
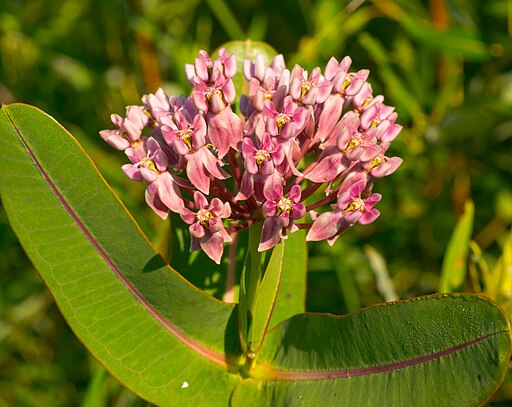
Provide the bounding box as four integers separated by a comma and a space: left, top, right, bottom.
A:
1, 0, 512, 405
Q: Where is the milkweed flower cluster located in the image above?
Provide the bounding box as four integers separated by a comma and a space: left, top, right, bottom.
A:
100, 49, 403, 263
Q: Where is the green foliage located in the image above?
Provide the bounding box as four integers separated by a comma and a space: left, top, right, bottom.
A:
0, 102, 510, 406
235, 295, 510, 407
440, 200, 474, 292
1, 0, 512, 404
0, 104, 241, 405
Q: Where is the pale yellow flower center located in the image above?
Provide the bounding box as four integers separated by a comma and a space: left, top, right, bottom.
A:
344, 134, 364, 152
346, 197, 365, 212
139, 157, 159, 174
368, 155, 383, 171
179, 129, 193, 150
276, 113, 291, 131
276, 197, 293, 216
195, 208, 214, 228
205, 143, 218, 157
300, 82, 311, 99
254, 150, 271, 169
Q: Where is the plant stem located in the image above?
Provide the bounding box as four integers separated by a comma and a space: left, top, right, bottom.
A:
223, 232, 238, 303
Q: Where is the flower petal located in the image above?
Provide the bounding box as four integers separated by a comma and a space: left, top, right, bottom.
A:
258, 216, 287, 252
186, 154, 211, 194
306, 210, 344, 242
359, 207, 380, 225
145, 182, 169, 220
157, 172, 184, 213
207, 108, 243, 158
193, 191, 209, 209
200, 231, 225, 264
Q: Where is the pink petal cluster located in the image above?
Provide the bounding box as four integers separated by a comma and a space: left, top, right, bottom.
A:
100, 49, 403, 263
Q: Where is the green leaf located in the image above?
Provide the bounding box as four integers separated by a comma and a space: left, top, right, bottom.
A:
247, 242, 284, 355
1, 104, 510, 407
493, 230, 512, 295
364, 245, 398, 302
204, 0, 245, 40
440, 200, 475, 292
375, 1, 489, 61
400, 20, 489, 61
233, 294, 511, 406
239, 223, 285, 356
268, 230, 307, 328
219, 40, 277, 66
239, 222, 262, 355
358, 32, 426, 124
81, 362, 110, 407
0, 103, 242, 406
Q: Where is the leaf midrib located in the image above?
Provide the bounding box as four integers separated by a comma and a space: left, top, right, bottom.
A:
2, 105, 229, 368
253, 330, 508, 380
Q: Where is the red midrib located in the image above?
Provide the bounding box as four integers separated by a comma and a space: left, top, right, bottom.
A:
4, 106, 228, 368
258, 330, 506, 380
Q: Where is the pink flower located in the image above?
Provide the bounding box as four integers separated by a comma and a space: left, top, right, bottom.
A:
100, 48, 404, 262
243, 132, 284, 176
288, 65, 333, 105
206, 107, 243, 159
236, 132, 285, 202
122, 137, 184, 218
263, 96, 305, 140
304, 144, 351, 183
313, 94, 345, 144
100, 105, 150, 150
242, 54, 290, 113
361, 143, 403, 178
244, 54, 287, 83
259, 184, 306, 251
142, 88, 171, 122
306, 178, 381, 245
351, 82, 374, 112
336, 113, 380, 162
192, 73, 236, 113
188, 49, 237, 114
313, 57, 369, 144
186, 48, 236, 85
325, 57, 369, 96
359, 96, 395, 130
180, 192, 232, 264
161, 111, 229, 194
306, 112, 378, 183
263, 96, 306, 176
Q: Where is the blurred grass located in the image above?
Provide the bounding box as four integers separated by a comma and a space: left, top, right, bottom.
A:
1, 0, 512, 405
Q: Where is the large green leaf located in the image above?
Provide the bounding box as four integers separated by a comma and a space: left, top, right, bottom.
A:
0, 103, 242, 406
233, 294, 511, 406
